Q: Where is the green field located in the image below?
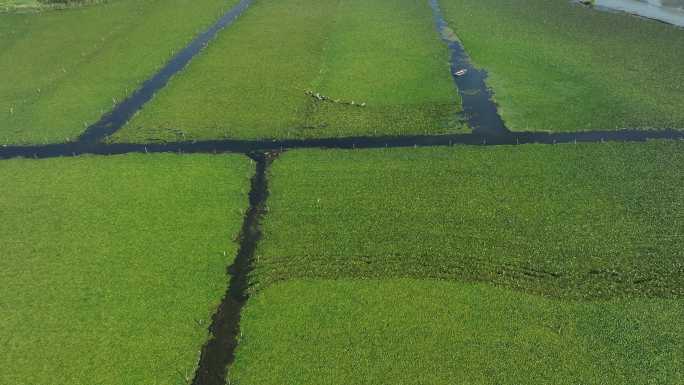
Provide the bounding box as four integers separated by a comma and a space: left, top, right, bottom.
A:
229, 142, 683, 383
1, 0, 683, 383
112, 0, 464, 143
0, 0, 238, 145
0, 0, 38, 10
0, 154, 252, 384
255, 142, 684, 299
440, 0, 684, 132
231, 279, 683, 384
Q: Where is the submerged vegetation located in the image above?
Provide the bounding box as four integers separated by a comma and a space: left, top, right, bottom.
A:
0, 154, 253, 384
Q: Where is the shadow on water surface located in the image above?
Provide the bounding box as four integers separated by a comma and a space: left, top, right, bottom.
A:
78, 0, 254, 144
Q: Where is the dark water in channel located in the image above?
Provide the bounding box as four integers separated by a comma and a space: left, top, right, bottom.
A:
592, 0, 684, 26
78, 0, 254, 144
427, 0, 509, 135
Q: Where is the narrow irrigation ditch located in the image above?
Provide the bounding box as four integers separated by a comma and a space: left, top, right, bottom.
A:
191, 151, 278, 385
78, 0, 254, 144
1, 0, 682, 161
428, 0, 508, 136
1, 129, 682, 160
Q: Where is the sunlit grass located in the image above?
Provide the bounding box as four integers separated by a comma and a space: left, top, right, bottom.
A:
0, 153, 252, 385
440, 0, 684, 132
113, 0, 464, 143
256, 141, 683, 299
231, 279, 683, 384
0, 0, 238, 144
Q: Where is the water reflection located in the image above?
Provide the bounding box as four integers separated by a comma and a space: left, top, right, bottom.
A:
593, 0, 684, 27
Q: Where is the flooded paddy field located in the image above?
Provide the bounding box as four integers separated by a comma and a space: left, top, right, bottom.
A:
228, 141, 683, 383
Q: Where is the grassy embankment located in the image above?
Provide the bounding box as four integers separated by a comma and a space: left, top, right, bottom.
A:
0, 154, 253, 385
0, 0, 239, 145
113, 0, 464, 143
440, 0, 684, 132
0, 0, 105, 12
229, 141, 683, 384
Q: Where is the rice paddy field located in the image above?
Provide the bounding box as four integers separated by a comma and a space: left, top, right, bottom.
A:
1, 0, 682, 383
0, 154, 253, 384
440, 0, 684, 132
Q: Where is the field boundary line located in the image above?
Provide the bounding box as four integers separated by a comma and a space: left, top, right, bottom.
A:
1, 129, 682, 160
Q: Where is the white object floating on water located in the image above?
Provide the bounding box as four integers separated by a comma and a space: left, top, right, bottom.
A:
454, 69, 467, 76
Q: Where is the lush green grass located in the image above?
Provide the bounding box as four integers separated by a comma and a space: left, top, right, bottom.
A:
231, 279, 683, 384
255, 141, 684, 299
113, 0, 464, 143
0, 154, 253, 385
0, 0, 238, 145
439, 0, 684, 132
